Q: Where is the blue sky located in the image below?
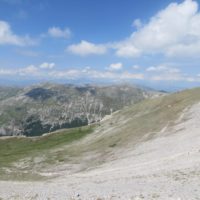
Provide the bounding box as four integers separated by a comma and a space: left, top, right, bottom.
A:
0, 0, 200, 90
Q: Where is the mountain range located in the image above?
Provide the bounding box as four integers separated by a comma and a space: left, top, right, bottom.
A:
0, 83, 162, 136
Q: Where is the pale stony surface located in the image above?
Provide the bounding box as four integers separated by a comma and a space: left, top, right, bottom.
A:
0, 103, 200, 200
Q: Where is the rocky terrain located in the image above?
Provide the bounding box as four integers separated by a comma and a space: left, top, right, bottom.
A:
0, 83, 160, 136
0, 87, 200, 199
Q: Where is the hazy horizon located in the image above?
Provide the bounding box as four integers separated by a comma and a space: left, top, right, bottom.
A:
1, 0, 200, 91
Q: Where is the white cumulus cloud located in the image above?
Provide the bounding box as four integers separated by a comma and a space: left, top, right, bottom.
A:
1, 63, 199, 83
49, 69, 144, 81
18, 65, 39, 76
0, 68, 15, 75
40, 62, 55, 69
0, 20, 36, 46
132, 65, 140, 69
145, 65, 193, 82
146, 65, 180, 73
48, 27, 71, 38
0, 62, 56, 77
132, 19, 142, 29
67, 40, 107, 56
108, 62, 123, 71
114, 0, 200, 58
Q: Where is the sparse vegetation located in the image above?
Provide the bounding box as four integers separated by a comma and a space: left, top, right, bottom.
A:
0, 125, 94, 168
75, 87, 200, 154
1, 87, 200, 181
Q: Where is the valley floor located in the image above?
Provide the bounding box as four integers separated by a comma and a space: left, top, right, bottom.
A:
0, 102, 200, 200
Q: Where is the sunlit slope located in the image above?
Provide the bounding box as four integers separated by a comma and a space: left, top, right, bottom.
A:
77, 87, 200, 152
0, 126, 94, 180
1, 87, 200, 181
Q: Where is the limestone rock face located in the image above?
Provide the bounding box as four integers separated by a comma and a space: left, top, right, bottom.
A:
0, 83, 162, 136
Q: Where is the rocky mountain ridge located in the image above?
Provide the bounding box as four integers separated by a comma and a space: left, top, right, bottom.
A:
0, 83, 162, 136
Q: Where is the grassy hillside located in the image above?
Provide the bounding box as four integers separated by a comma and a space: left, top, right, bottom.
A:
58, 87, 200, 161
83, 87, 200, 151
1, 87, 200, 181
0, 126, 94, 180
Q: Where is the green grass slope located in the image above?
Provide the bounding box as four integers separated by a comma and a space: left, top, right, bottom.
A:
0, 126, 94, 180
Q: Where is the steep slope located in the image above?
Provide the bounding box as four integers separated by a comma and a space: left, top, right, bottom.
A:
0, 86, 21, 101
0, 88, 200, 199
0, 83, 160, 136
